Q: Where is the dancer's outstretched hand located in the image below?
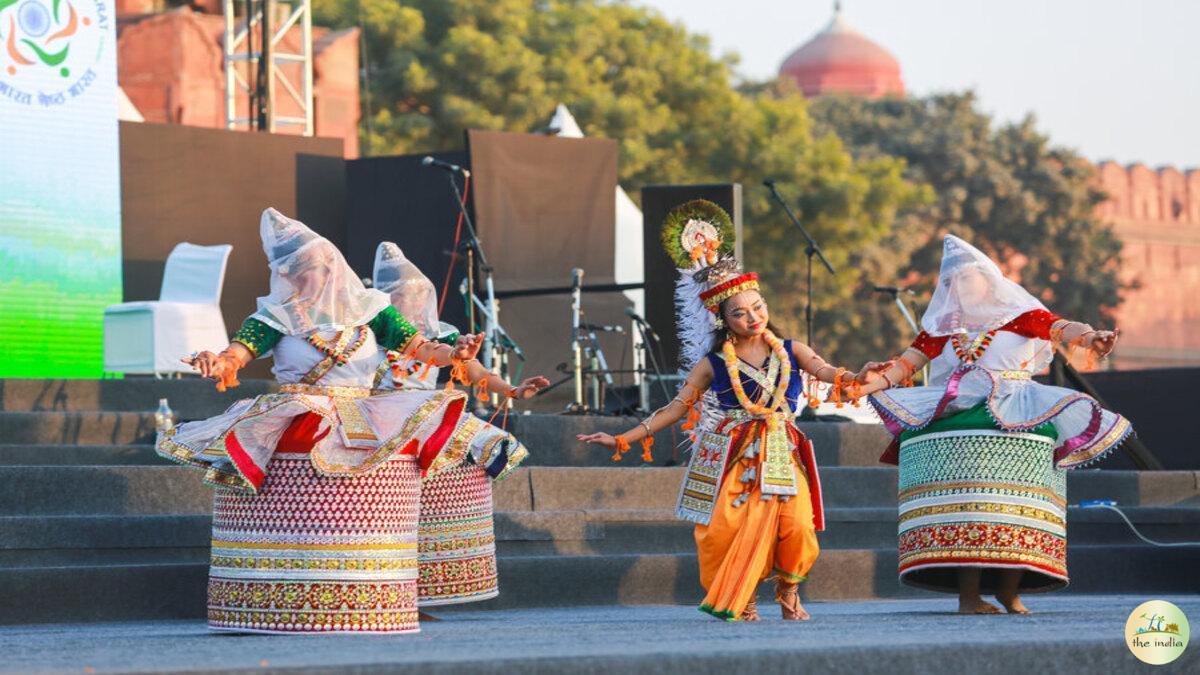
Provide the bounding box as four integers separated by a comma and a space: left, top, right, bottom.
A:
1087, 329, 1119, 358
453, 333, 484, 361
855, 361, 891, 383
510, 376, 551, 400
183, 351, 240, 381
182, 351, 241, 391
576, 432, 617, 448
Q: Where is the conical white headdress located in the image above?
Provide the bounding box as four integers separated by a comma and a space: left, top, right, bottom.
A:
251, 208, 390, 336
372, 242, 440, 339
921, 234, 1047, 337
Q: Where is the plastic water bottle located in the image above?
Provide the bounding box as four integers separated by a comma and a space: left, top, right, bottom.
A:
155, 398, 176, 434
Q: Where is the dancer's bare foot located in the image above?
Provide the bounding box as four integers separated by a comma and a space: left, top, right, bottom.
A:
996, 593, 1031, 614
958, 596, 1003, 614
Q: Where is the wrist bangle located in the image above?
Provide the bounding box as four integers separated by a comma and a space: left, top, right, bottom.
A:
881, 371, 894, 388
639, 421, 653, 436
505, 386, 518, 399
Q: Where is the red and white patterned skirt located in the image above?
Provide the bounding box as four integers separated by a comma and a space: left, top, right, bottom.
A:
418, 462, 499, 606
207, 445, 421, 633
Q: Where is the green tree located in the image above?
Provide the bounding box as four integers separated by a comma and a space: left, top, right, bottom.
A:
809, 92, 1124, 364
313, 0, 924, 364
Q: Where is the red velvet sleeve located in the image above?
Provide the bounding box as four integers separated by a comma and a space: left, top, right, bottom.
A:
1000, 309, 1062, 340
909, 331, 950, 360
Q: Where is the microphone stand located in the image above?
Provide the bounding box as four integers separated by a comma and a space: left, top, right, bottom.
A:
764, 180, 836, 349
629, 315, 672, 412
874, 285, 930, 384
443, 170, 501, 411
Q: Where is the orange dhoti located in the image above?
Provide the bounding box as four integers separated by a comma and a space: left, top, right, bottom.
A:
694, 421, 821, 621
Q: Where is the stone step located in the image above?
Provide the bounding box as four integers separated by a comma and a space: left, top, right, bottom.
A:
509, 415, 892, 467
2, 544, 1195, 625
0, 412, 160, 446
0, 466, 212, 516
0, 465, 1195, 517
4, 505, 1195, 562
0, 443, 160, 466
0, 378, 276, 417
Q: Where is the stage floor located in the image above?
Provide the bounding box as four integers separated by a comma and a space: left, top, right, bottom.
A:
2, 595, 1195, 674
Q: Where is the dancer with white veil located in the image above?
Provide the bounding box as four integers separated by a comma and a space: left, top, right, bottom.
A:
850, 234, 1128, 615
159, 208, 534, 634
371, 242, 548, 609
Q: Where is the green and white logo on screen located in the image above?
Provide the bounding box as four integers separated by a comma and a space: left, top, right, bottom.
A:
0, 0, 108, 106
1126, 600, 1190, 665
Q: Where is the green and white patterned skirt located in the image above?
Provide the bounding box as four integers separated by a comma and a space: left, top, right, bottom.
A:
897, 403, 1067, 594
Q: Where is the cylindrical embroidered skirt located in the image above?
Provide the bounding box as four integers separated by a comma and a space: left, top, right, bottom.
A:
897, 406, 1067, 594
207, 447, 421, 633
418, 462, 499, 606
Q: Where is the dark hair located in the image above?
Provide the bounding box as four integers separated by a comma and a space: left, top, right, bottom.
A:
708, 294, 782, 353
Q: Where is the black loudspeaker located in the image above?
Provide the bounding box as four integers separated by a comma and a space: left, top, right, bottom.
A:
640, 184, 743, 372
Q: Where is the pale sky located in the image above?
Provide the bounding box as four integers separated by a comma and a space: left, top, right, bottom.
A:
640, 0, 1199, 169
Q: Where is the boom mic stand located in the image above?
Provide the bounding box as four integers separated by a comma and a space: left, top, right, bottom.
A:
873, 284, 930, 384
764, 180, 836, 349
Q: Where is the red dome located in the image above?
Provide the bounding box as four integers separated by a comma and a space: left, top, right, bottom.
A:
779, 10, 904, 99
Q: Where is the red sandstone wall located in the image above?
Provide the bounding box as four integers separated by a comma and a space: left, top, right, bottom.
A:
116, 6, 360, 158
1093, 161, 1200, 369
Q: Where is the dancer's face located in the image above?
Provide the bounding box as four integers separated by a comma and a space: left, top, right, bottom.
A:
288, 246, 335, 301
954, 267, 990, 306
723, 290, 768, 338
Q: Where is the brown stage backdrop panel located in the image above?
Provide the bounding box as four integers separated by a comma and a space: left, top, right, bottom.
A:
466, 130, 629, 409
120, 122, 345, 378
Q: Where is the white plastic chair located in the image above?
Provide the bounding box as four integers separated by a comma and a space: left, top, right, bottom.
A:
103, 243, 233, 376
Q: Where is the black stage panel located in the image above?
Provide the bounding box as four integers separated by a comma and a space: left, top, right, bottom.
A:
343, 151, 472, 334
1038, 367, 1200, 471
640, 184, 743, 372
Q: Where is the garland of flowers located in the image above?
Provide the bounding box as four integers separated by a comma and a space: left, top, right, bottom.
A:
951, 330, 995, 363
721, 330, 790, 421
306, 326, 367, 367
949, 313, 996, 364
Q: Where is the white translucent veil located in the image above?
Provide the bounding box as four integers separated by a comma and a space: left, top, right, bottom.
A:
921, 234, 1047, 337
251, 208, 390, 336
372, 242, 441, 338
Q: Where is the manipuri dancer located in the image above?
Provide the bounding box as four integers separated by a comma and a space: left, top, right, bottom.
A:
160, 208, 533, 634
850, 234, 1128, 615
578, 200, 858, 622
371, 242, 547, 609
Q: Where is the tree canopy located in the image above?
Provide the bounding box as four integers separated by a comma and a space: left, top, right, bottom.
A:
809, 93, 1124, 363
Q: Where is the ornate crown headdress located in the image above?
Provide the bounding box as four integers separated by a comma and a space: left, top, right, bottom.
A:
661, 199, 758, 314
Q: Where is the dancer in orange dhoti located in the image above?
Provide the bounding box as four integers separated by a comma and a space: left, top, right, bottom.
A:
578, 200, 858, 621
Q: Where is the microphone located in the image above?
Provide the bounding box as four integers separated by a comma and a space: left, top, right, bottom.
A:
580, 322, 623, 333
571, 268, 584, 287
421, 156, 470, 177
624, 307, 657, 338
763, 178, 777, 188
873, 285, 915, 295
